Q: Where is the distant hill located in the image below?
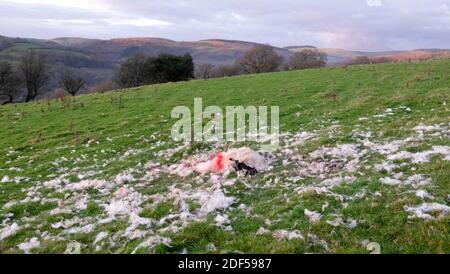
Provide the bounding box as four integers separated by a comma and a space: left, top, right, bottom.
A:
286, 46, 450, 65
51, 37, 292, 66
0, 35, 293, 96
1, 34, 449, 98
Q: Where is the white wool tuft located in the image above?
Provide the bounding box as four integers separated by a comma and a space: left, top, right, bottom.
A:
132, 236, 172, 253
66, 179, 109, 191
67, 224, 96, 234
380, 177, 402, 186
272, 230, 304, 241
415, 190, 434, 200
18, 237, 40, 254
256, 227, 271, 235
404, 203, 450, 220
0, 223, 21, 240
114, 172, 135, 184
103, 189, 146, 217
214, 214, 231, 226
199, 190, 235, 215
94, 232, 109, 244
304, 209, 322, 224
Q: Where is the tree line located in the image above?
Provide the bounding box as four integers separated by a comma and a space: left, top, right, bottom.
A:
194, 45, 327, 79
3, 45, 450, 104
1, 46, 328, 104
115, 53, 194, 88
0, 50, 86, 104
118, 45, 328, 85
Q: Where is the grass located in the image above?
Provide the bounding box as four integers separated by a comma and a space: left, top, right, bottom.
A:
0, 60, 449, 254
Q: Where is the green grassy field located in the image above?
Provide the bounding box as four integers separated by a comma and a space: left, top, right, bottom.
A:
0, 60, 449, 254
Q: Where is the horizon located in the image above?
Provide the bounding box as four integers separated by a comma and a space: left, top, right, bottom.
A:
1, 0, 450, 51
2, 33, 450, 53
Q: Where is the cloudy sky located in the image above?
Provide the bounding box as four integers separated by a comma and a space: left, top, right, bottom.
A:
0, 0, 449, 51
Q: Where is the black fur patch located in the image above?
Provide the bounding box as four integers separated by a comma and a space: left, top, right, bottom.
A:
230, 158, 258, 176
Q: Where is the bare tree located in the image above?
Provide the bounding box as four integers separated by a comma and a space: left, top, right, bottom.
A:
62, 73, 85, 96
236, 45, 283, 74
195, 63, 216, 79
288, 49, 327, 70
114, 53, 147, 88
20, 50, 48, 102
0, 62, 22, 105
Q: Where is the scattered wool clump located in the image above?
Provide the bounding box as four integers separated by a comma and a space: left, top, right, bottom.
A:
326, 216, 358, 229
66, 223, 96, 234
3, 200, 17, 209
272, 230, 304, 241
431, 146, 450, 160
304, 209, 322, 224
132, 235, 172, 254
51, 219, 78, 229
103, 189, 146, 217
374, 161, 397, 172
0, 223, 21, 240
114, 172, 135, 184
66, 179, 110, 191
288, 131, 317, 147
387, 146, 450, 163
256, 227, 271, 235
310, 144, 359, 159
49, 207, 73, 216
214, 214, 231, 226
43, 178, 63, 189
405, 174, 432, 187
18, 237, 40, 254
1, 175, 10, 183
415, 190, 434, 200
297, 186, 329, 196
320, 176, 356, 188
198, 190, 235, 215
404, 203, 450, 220
414, 123, 442, 132
207, 243, 217, 251
296, 186, 344, 201
64, 242, 81, 254
380, 177, 402, 186
124, 213, 153, 239
73, 195, 89, 211
123, 148, 141, 157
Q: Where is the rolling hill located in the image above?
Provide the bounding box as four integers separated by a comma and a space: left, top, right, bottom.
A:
0, 60, 449, 253
0, 35, 293, 97
1, 34, 450, 97
287, 46, 450, 65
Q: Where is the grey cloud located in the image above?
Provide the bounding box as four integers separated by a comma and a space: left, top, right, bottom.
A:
0, 0, 449, 50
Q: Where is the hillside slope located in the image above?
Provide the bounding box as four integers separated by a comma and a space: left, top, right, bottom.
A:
0, 60, 449, 253
0, 35, 293, 97
51, 37, 292, 66
286, 46, 450, 65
